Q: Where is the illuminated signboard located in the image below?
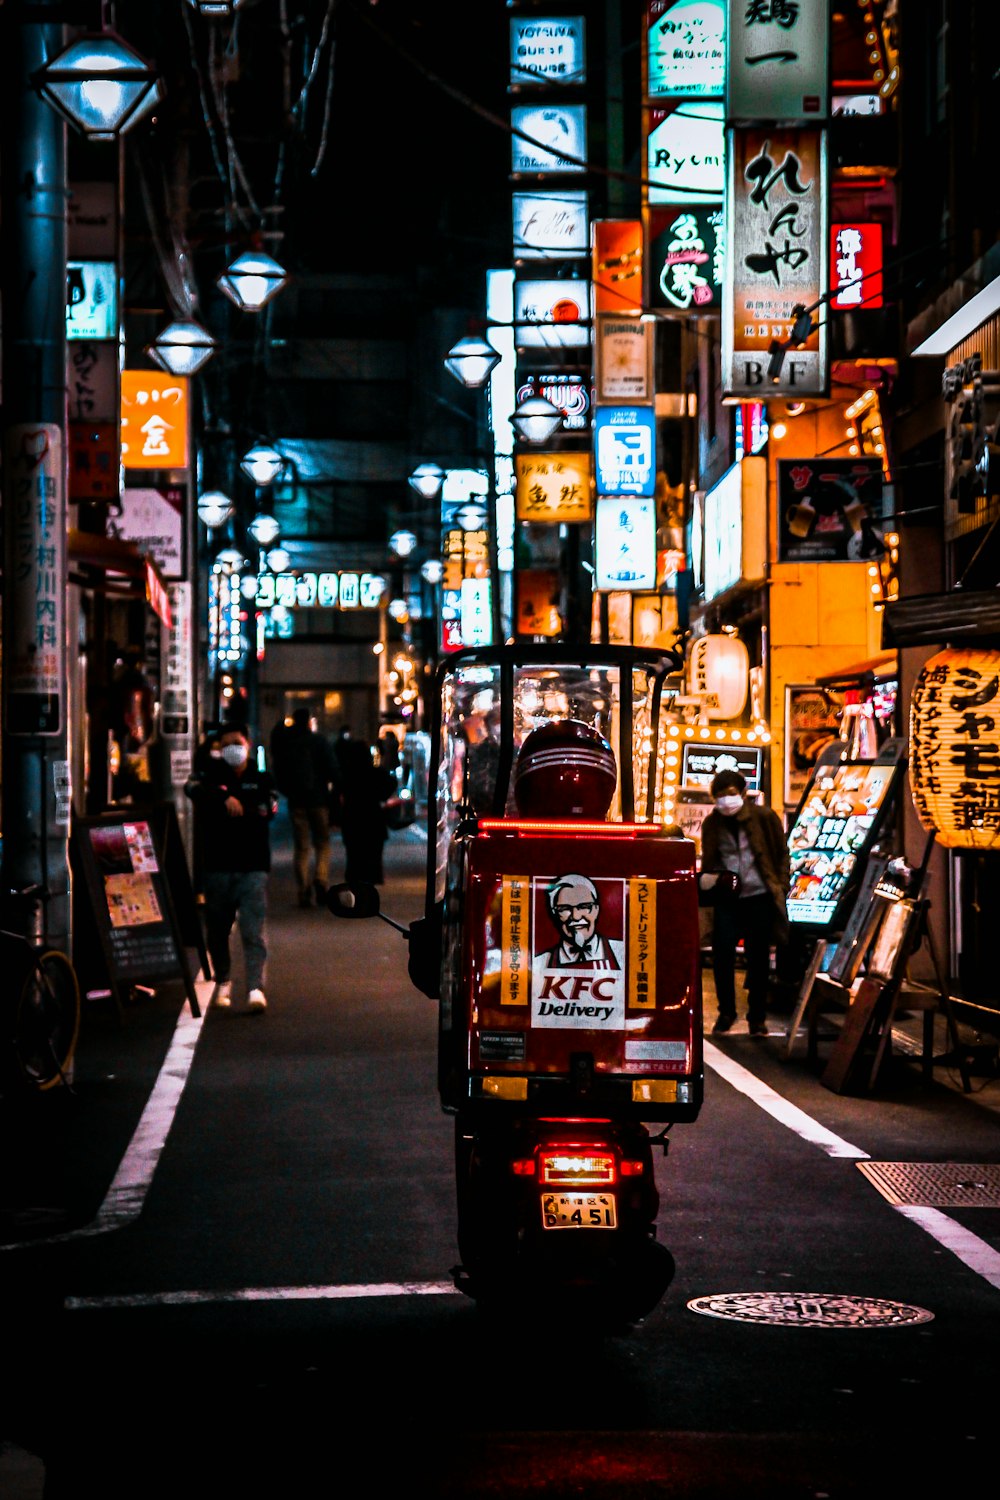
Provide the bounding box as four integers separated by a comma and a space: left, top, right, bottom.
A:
649, 206, 724, 311
595, 315, 655, 403
516, 373, 591, 431
511, 104, 587, 174
66, 260, 117, 340
510, 15, 586, 87
121, 371, 189, 470
701, 456, 766, 601
254, 571, 384, 609
595, 497, 656, 590
594, 406, 656, 497
647, 0, 725, 99
726, 0, 829, 122
681, 741, 763, 792
514, 278, 590, 348
513, 190, 589, 260
786, 760, 899, 928
830, 222, 884, 310
460, 577, 493, 647
515, 451, 593, 523
592, 221, 643, 314
723, 126, 828, 399
647, 102, 724, 205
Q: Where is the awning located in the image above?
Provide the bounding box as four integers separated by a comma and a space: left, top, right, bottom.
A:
68, 530, 173, 628
881, 590, 1000, 649
815, 653, 898, 687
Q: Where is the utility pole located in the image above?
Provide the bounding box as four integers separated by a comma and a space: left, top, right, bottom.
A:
1, 5, 72, 952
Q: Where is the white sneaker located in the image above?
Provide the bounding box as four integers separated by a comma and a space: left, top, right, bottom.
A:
247, 988, 267, 1012
210, 981, 232, 1008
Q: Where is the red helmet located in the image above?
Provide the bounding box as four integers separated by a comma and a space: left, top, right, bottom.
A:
513, 719, 617, 819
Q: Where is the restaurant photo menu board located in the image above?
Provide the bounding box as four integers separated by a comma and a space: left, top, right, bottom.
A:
786, 758, 900, 930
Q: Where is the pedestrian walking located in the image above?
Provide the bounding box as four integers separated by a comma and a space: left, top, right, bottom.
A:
700, 769, 790, 1037
271, 707, 340, 907
337, 738, 399, 885
184, 723, 278, 1012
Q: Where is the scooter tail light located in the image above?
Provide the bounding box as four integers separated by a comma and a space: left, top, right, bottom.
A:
511, 1158, 536, 1176
620, 1159, 645, 1178
538, 1150, 617, 1187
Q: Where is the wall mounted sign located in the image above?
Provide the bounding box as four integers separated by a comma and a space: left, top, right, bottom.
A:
595, 314, 655, 402
121, 370, 189, 470
516, 373, 591, 431
702, 456, 767, 600
515, 451, 593, 523
595, 497, 656, 590
647, 0, 725, 99
255, 571, 385, 609
4, 423, 64, 735
648, 206, 724, 310
725, 0, 829, 122
510, 15, 586, 88
723, 126, 828, 398
66, 259, 117, 340
647, 102, 724, 204
513, 190, 589, 260
830, 222, 883, 310
592, 220, 643, 313
910, 649, 1000, 849
776, 457, 884, 563
69, 420, 119, 502
68, 339, 119, 423
594, 406, 657, 497
681, 741, 763, 792
516, 569, 562, 636
511, 104, 587, 174
460, 577, 493, 647
108, 486, 184, 579
514, 278, 590, 347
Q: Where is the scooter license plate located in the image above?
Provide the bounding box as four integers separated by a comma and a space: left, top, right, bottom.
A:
541, 1193, 617, 1230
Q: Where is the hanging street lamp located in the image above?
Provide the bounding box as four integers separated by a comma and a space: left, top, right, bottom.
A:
217, 250, 288, 313
240, 443, 285, 486
390, 529, 418, 558
420, 559, 443, 585
511, 394, 563, 444
146, 319, 218, 377
197, 490, 234, 528
248, 512, 281, 548
444, 334, 502, 389
408, 462, 445, 501
266, 545, 291, 573
32, 31, 161, 142
184, 0, 249, 15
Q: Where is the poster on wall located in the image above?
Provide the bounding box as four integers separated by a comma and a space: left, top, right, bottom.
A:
784, 685, 845, 808
776, 457, 884, 563
723, 126, 828, 399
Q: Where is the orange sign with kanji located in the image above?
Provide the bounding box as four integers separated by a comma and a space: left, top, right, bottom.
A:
121, 370, 189, 469
515, 452, 593, 524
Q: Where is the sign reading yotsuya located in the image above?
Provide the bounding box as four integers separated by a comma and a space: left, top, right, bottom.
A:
513, 190, 589, 260
910, 649, 1000, 849
511, 104, 587, 175
723, 126, 828, 399
594, 406, 657, 497
510, 15, 586, 87
647, 102, 724, 205
514, 279, 591, 348
726, 0, 829, 122
595, 314, 655, 403
649, 206, 724, 311
595, 497, 657, 591
646, 0, 725, 99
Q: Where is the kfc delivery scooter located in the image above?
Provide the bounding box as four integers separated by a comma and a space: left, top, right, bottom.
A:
328, 645, 704, 1326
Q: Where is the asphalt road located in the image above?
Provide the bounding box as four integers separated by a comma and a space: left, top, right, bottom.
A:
2, 816, 999, 1497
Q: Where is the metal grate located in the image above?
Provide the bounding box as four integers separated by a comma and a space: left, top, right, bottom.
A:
857, 1161, 1000, 1207
687, 1292, 934, 1328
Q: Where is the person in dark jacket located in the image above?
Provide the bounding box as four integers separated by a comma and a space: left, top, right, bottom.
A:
700, 769, 790, 1037
337, 739, 399, 885
271, 707, 340, 907
185, 723, 277, 1011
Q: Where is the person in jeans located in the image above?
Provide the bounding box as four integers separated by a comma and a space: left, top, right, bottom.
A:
185, 723, 277, 1012
700, 769, 790, 1037
271, 707, 340, 907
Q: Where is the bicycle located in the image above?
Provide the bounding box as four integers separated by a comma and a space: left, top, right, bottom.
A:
0, 885, 81, 1094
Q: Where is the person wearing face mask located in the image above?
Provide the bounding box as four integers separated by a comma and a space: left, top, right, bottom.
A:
700, 770, 790, 1037
185, 724, 278, 1012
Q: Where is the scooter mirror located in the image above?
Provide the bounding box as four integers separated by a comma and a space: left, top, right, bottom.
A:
325, 882, 381, 920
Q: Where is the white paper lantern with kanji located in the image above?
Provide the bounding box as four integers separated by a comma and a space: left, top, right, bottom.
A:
689, 633, 750, 721
910, 647, 1000, 849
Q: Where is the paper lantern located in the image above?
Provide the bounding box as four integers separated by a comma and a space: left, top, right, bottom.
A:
689, 634, 750, 721
910, 648, 1000, 849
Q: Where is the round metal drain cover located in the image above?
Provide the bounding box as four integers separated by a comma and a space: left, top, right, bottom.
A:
687, 1292, 934, 1328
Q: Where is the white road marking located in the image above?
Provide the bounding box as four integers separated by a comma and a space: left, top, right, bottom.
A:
704, 1039, 1000, 1295
66, 1280, 461, 1310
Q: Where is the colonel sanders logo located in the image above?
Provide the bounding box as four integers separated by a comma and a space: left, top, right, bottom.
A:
531, 873, 626, 1028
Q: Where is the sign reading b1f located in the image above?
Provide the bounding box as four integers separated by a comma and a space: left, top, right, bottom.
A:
594, 406, 656, 497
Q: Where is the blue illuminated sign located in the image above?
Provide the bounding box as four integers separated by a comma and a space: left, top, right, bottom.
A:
594, 406, 656, 497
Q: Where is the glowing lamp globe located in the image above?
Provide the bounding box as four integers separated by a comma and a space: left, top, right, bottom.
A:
197, 490, 233, 528
689, 634, 750, 721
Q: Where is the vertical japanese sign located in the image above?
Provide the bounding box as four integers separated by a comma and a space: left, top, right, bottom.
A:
910, 650, 1000, 850
121, 371, 190, 470
628, 878, 657, 1009
4, 424, 64, 734
726, 0, 830, 121
723, 126, 828, 398
649, 207, 725, 311
162, 581, 193, 740
501, 875, 530, 1005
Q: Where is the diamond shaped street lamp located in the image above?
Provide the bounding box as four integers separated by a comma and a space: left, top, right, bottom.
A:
197, 490, 234, 529
184, 0, 249, 15
240, 443, 285, 486
146, 319, 218, 377
217, 251, 288, 313
444, 334, 502, 389
408, 462, 445, 501
511, 394, 563, 444
32, 31, 161, 142
248, 511, 281, 548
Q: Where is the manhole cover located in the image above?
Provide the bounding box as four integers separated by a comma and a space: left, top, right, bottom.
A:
687, 1293, 934, 1328
857, 1162, 1000, 1207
